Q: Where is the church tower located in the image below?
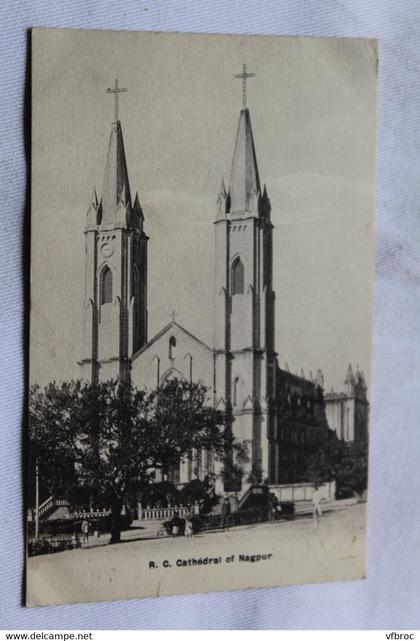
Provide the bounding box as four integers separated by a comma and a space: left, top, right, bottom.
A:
214, 66, 277, 484
80, 80, 148, 384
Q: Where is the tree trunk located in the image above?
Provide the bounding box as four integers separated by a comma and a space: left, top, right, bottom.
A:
109, 497, 123, 544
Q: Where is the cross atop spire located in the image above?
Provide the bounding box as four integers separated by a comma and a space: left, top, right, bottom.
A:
106, 78, 127, 122
234, 64, 255, 109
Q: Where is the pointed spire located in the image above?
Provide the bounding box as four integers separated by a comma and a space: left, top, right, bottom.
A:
86, 188, 100, 227
344, 363, 355, 385
300, 367, 305, 379
259, 182, 271, 220
216, 178, 228, 219
284, 362, 290, 372
132, 191, 144, 231
133, 191, 144, 219
90, 188, 98, 208
101, 120, 132, 224
344, 363, 356, 396
315, 369, 324, 387
229, 109, 261, 214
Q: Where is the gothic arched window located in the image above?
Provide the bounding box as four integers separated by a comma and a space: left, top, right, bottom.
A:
100, 266, 113, 305
169, 335, 176, 360
231, 257, 244, 295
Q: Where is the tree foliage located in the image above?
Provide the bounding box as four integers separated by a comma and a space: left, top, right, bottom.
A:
221, 440, 250, 494
305, 431, 368, 494
28, 378, 229, 541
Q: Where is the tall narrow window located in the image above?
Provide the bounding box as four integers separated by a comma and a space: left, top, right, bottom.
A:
100, 266, 113, 305
233, 377, 240, 407
132, 265, 140, 298
169, 335, 176, 360
132, 265, 141, 352
231, 257, 244, 295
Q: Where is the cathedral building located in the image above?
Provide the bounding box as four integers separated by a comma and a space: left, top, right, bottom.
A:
80, 77, 362, 490
324, 364, 369, 443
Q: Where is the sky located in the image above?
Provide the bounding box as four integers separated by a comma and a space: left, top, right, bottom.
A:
30, 29, 377, 394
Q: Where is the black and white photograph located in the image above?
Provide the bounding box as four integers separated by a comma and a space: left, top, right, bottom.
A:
27, 28, 376, 606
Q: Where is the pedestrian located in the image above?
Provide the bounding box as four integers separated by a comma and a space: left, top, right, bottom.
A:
312, 483, 322, 522
269, 494, 278, 522
81, 519, 90, 545
184, 516, 193, 538
221, 496, 231, 530
171, 512, 181, 538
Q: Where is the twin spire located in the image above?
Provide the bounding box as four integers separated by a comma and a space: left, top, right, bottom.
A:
87, 79, 143, 231
217, 107, 270, 219
88, 68, 268, 227
218, 66, 270, 219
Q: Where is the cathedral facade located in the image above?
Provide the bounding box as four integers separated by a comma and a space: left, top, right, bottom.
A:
80, 84, 346, 489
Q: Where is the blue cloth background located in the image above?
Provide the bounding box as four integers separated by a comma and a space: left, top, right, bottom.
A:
1, 0, 419, 629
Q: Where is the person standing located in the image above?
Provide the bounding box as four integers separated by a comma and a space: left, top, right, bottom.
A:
184, 516, 193, 538
171, 512, 181, 538
221, 497, 231, 530
312, 483, 322, 522
269, 494, 279, 522
81, 519, 90, 545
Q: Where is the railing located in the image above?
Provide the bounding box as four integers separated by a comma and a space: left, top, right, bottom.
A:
200, 485, 216, 506
38, 495, 53, 518
38, 496, 69, 519
198, 507, 270, 532
269, 481, 336, 503
138, 504, 199, 520
237, 483, 253, 511
236, 481, 336, 512
70, 509, 111, 519
35, 497, 111, 522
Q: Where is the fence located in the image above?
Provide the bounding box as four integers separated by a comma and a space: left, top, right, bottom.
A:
197, 508, 270, 532
70, 509, 111, 519
138, 503, 200, 520
269, 480, 336, 503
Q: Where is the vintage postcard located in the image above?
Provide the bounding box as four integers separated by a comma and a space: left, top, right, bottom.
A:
27, 28, 377, 606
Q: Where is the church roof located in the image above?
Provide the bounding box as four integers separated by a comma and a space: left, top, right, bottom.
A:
132, 320, 213, 361
229, 108, 261, 214
101, 120, 132, 224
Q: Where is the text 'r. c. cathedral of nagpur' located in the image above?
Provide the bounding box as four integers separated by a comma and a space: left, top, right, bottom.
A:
79, 74, 369, 489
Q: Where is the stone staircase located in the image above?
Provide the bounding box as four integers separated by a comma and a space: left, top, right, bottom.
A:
37, 496, 70, 520
208, 493, 240, 515
208, 495, 225, 515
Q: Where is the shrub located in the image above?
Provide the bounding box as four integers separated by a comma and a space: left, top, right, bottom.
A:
28, 538, 54, 557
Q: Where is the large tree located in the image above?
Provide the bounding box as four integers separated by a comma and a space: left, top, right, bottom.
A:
28, 381, 81, 504
305, 431, 368, 496
28, 378, 229, 542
